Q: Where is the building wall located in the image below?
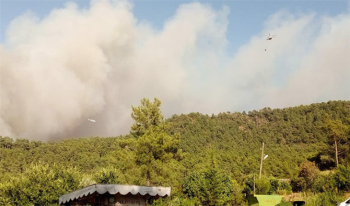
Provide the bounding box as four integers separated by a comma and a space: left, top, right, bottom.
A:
64, 193, 148, 206
102, 194, 146, 206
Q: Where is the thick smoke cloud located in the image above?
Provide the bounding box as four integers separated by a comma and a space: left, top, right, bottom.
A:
0, 0, 349, 141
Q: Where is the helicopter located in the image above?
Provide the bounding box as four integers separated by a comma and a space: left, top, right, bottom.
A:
266, 33, 277, 40
265, 33, 277, 51
88, 118, 96, 123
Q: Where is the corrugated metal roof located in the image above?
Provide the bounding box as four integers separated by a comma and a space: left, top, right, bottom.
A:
59, 184, 171, 204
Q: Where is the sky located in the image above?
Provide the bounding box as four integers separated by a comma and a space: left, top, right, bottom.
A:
0, 0, 349, 141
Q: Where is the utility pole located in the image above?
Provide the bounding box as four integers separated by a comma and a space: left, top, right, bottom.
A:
253, 174, 256, 196
259, 142, 264, 179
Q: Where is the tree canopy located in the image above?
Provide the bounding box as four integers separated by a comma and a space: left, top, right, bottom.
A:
131, 98, 164, 138
0, 100, 349, 205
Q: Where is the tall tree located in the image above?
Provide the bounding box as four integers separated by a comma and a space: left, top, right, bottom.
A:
135, 127, 181, 186
131, 98, 183, 186
322, 116, 349, 167
131, 98, 164, 138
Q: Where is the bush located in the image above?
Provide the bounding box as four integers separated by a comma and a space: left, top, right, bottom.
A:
152, 196, 200, 206
277, 181, 292, 195
292, 161, 320, 192
256, 178, 271, 194
183, 169, 234, 206
304, 191, 342, 206
277, 200, 293, 206
93, 167, 123, 184
269, 177, 279, 194
312, 174, 334, 193
332, 164, 350, 191
0, 163, 81, 206
231, 180, 245, 205
244, 176, 292, 195
242, 175, 255, 195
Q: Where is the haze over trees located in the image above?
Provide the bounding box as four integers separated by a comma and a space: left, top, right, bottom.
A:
0, 99, 349, 205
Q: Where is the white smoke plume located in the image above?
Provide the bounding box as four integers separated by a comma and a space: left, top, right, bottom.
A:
0, 0, 349, 141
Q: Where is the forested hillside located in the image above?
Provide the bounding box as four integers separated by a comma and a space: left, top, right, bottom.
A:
167, 100, 350, 178
0, 100, 349, 205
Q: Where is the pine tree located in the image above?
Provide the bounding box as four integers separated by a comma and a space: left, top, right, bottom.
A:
132, 98, 183, 186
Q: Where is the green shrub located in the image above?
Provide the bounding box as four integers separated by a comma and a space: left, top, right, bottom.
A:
93, 166, 126, 184
277, 200, 293, 206
292, 161, 320, 192
242, 175, 255, 195
312, 174, 334, 193
332, 164, 350, 191
0, 163, 81, 206
256, 178, 271, 195
305, 191, 342, 206
277, 181, 292, 195
152, 196, 200, 206
183, 169, 234, 206
231, 180, 245, 206
269, 177, 279, 194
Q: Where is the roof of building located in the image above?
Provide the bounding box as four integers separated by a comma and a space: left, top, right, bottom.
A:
59, 184, 171, 204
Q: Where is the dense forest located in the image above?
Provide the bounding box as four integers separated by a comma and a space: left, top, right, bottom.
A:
0, 99, 349, 205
